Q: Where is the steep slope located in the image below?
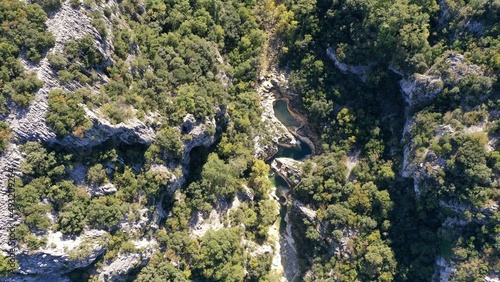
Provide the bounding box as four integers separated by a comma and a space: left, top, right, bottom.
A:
0, 0, 283, 280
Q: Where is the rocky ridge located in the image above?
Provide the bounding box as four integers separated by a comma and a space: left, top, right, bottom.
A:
396, 56, 497, 281
400, 53, 483, 107
0, 0, 101, 259
326, 45, 499, 281
0, 0, 196, 279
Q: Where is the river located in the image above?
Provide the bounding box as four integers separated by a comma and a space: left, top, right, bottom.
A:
268, 100, 312, 162
268, 99, 313, 282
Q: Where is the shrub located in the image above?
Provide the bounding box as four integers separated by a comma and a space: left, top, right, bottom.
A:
86, 164, 107, 186
156, 126, 184, 160
92, 16, 107, 37
33, 0, 62, 13
3, 72, 43, 108
58, 201, 87, 234
0, 121, 11, 153
0, 253, 18, 276
70, 0, 80, 8
47, 52, 68, 71
46, 88, 91, 137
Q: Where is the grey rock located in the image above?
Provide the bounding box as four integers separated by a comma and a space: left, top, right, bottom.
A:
271, 158, 303, 188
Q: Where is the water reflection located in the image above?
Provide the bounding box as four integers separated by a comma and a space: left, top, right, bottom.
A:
273, 100, 300, 127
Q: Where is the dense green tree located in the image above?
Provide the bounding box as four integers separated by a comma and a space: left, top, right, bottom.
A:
47, 52, 68, 71
65, 35, 104, 69
199, 153, 239, 200
0, 0, 55, 63
87, 196, 127, 229
20, 142, 57, 178
135, 258, 190, 281
46, 89, 92, 137
155, 126, 184, 160
58, 201, 87, 234
193, 229, 244, 281
115, 167, 138, 202
3, 72, 43, 108
0, 254, 17, 277
48, 181, 77, 210
14, 180, 41, 213
86, 164, 108, 187
32, 0, 61, 12
248, 159, 271, 199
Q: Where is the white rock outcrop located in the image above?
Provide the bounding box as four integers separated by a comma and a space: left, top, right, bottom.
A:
98, 238, 157, 281
99, 253, 141, 282
271, 158, 303, 188
400, 53, 483, 107
15, 230, 106, 276
254, 73, 299, 159
400, 74, 444, 107
59, 107, 155, 149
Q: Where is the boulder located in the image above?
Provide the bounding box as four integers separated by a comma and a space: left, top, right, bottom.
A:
271, 158, 303, 188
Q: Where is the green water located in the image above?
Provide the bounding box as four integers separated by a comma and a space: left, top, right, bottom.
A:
270, 174, 289, 232
270, 100, 312, 162
273, 140, 311, 162
270, 173, 289, 190
274, 100, 300, 127
269, 99, 314, 234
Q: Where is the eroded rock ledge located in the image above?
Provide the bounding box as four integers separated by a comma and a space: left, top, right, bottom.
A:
271, 157, 303, 188
254, 72, 299, 159
254, 71, 320, 160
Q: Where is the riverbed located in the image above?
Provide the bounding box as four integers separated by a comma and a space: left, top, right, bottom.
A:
268, 99, 313, 282
268, 100, 312, 162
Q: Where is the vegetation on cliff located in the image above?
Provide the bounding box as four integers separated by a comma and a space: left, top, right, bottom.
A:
274, 0, 500, 280
1, 0, 500, 280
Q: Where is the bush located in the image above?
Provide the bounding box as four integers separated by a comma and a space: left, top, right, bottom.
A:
156, 127, 184, 160
0, 253, 18, 277
46, 88, 91, 137
57, 70, 75, 84
119, 241, 136, 254
86, 196, 126, 229
58, 201, 87, 234
47, 52, 68, 71
86, 164, 107, 186
70, 0, 80, 8
101, 102, 133, 124
33, 0, 61, 13
92, 16, 107, 37
64, 35, 103, 69
0, 121, 11, 153
20, 141, 57, 178
3, 72, 43, 108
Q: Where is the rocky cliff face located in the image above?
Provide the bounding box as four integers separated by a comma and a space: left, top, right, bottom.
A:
59, 106, 155, 150
397, 54, 498, 281
0, 0, 225, 279
400, 53, 483, 107
254, 72, 300, 159
16, 230, 106, 275
0, 1, 116, 277
326, 44, 499, 282
400, 53, 486, 193
271, 158, 302, 188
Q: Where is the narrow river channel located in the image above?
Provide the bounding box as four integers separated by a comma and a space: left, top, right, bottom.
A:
268, 99, 313, 282
267, 100, 312, 162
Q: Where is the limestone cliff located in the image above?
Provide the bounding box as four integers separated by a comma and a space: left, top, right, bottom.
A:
0, 0, 222, 279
